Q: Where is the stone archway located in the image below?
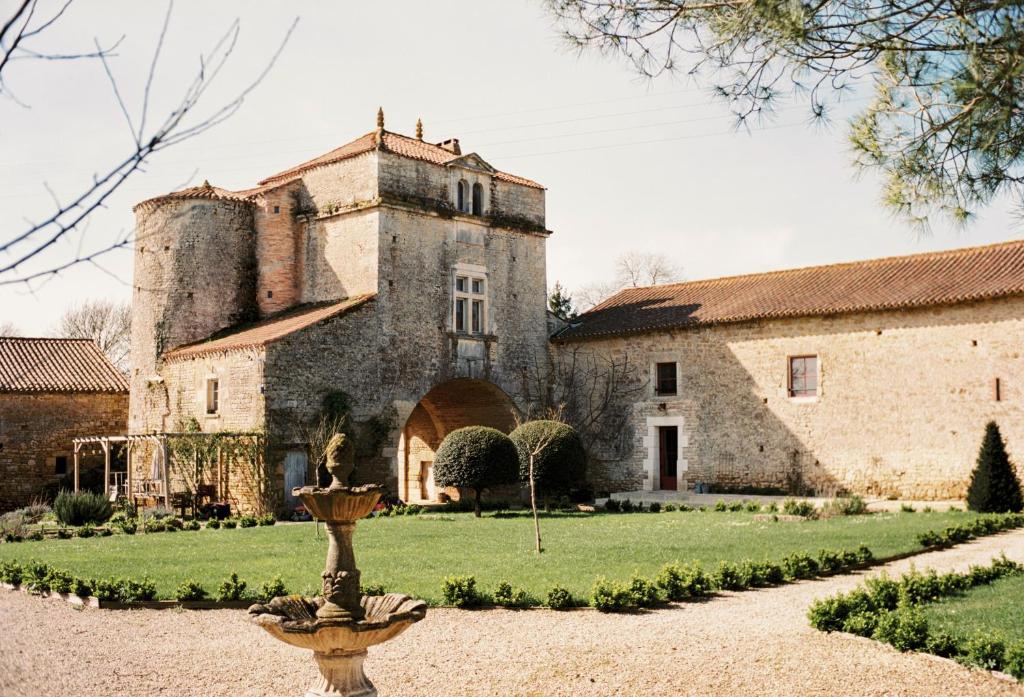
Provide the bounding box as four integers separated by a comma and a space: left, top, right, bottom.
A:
397, 378, 518, 503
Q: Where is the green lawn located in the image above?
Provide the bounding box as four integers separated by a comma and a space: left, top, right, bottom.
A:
923, 573, 1024, 643
0, 509, 978, 602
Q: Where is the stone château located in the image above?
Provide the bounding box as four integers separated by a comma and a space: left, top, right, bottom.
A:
105, 111, 1024, 513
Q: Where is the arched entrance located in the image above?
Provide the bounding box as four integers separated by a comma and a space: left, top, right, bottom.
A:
397, 378, 518, 503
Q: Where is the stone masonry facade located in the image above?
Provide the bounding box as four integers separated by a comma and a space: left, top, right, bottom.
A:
0, 392, 128, 511
565, 295, 1024, 499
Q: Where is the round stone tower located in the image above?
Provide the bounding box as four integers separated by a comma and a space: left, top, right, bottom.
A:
128, 182, 257, 433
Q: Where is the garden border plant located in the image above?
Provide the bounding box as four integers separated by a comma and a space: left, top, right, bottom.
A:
807, 555, 1024, 682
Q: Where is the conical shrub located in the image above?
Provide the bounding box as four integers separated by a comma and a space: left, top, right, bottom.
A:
966, 422, 1023, 513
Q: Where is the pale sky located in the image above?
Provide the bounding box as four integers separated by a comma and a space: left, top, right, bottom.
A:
1, 0, 1020, 335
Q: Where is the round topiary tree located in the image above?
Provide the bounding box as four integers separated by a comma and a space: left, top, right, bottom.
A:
967, 421, 1023, 513
509, 420, 586, 499
433, 426, 519, 517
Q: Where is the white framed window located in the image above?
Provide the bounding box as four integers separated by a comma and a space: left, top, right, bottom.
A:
453, 270, 487, 335
206, 378, 219, 415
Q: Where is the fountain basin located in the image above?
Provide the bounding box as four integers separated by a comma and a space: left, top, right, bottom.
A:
294, 485, 384, 522
249, 593, 427, 654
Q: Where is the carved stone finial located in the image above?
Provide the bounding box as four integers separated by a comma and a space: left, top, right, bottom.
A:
324, 433, 356, 488
202, 179, 211, 188
376, 107, 385, 129
415, 118, 423, 140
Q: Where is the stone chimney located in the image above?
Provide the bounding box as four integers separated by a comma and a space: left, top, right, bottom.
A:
437, 138, 461, 156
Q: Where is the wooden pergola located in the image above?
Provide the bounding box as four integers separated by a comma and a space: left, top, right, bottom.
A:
72, 434, 171, 508
72, 431, 263, 511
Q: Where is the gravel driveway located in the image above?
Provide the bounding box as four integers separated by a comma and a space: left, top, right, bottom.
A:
2, 530, 1024, 697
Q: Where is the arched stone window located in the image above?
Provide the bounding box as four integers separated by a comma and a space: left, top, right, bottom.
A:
471, 182, 483, 215
456, 180, 468, 213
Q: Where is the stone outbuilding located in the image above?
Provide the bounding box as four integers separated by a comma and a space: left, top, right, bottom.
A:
555, 240, 1024, 500
0, 338, 128, 511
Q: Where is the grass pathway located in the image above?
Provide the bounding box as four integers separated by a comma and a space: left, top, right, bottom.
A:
2, 528, 1024, 696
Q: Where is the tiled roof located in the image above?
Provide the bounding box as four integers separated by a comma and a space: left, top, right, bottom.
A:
0, 338, 128, 393
258, 130, 544, 189
133, 181, 251, 212
163, 294, 376, 360
557, 239, 1024, 341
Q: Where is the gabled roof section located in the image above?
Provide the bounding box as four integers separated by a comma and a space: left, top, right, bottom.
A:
447, 153, 495, 173
163, 294, 376, 361
557, 239, 1024, 341
257, 130, 544, 189
0, 338, 128, 393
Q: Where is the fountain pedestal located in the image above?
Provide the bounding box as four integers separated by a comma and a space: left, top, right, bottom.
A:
249, 433, 426, 697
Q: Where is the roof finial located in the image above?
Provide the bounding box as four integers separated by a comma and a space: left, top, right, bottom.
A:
415, 118, 423, 141
202, 179, 211, 188
376, 107, 385, 130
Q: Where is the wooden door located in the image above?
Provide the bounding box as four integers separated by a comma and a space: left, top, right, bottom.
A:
283, 451, 308, 508
659, 426, 678, 491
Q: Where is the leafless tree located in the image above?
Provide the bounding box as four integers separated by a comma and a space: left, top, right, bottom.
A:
524, 345, 647, 462
573, 250, 684, 311
615, 251, 684, 288
0, 320, 19, 336
0, 1, 298, 286
54, 298, 131, 371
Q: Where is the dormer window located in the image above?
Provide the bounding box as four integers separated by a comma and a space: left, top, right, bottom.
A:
454, 272, 486, 334
456, 180, 470, 213
472, 182, 483, 215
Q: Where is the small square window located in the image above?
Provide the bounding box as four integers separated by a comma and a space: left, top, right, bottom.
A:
456, 276, 467, 293
267, 290, 273, 299
54, 455, 68, 475
206, 378, 219, 414
789, 356, 818, 398
273, 205, 280, 214
655, 362, 677, 396
472, 279, 483, 294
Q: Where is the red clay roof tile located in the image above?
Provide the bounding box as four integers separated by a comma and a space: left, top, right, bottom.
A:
0, 338, 128, 393
558, 239, 1024, 340
163, 294, 375, 360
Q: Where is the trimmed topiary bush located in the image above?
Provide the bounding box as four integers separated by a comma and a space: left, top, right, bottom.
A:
441, 575, 483, 607
546, 585, 575, 609
1005, 641, 1024, 680
509, 420, 586, 499
175, 580, 208, 601
217, 572, 248, 601
960, 634, 1006, 671
967, 422, 1023, 513
53, 490, 113, 526
872, 605, 929, 652
433, 426, 519, 517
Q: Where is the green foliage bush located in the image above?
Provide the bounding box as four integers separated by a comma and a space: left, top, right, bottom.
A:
184, 519, 201, 531
258, 577, 288, 602
782, 499, 816, 517
656, 562, 712, 601
782, 551, 820, 580
663, 503, 677, 512
821, 496, 868, 517
493, 581, 532, 608
118, 577, 157, 602
1004, 641, 1024, 680
900, 503, 916, 513
714, 561, 744, 590
433, 426, 519, 517
603, 498, 620, 512
44, 568, 74, 594
206, 518, 221, 529
960, 634, 1006, 671
591, 577, 636, 612
143, 517, 165, 533
221, 518, 238, 529
0, 560, 23, 585
258, 514, 276, 526
967, 422, 1023, 513
175, 580, 208, 601
53, 490, 113, 526
75, 526, 95, 538
648, 501, 661, 513
509, 420, 586, 497
546, 585, 575, 609
925, 631, 962, 658
619, 499, 634, 513
360, 583, 387, 596
627, 574, 660, 608
873, 606, 929, 652
70, 577, 93, 598
441, 575, 483, 607
238, 515, 258, 528
713, 500, 727, 512
217, 572, 248, 601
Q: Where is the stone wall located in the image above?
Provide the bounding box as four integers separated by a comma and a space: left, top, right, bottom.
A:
0, 392, 128, 511
129, 197, 258, 434
559, 295, 1024, 499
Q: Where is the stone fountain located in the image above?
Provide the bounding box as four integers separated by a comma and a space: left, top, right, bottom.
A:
249, 434, 426, 697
